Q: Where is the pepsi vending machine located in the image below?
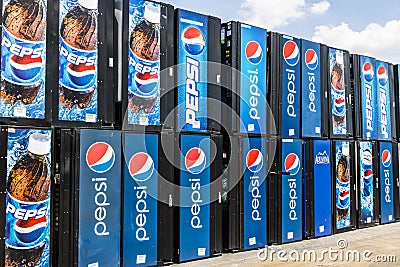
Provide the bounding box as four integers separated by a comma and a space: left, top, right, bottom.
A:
394, 144, 400, 221
332, 140, 356, 233
355, 141, 378, 228
268, 139, 303, 244
220, 22, 268, 135
324, 46, 353, 138
300, 39, 329, 138
350, 55, 378, 139
50, 0, 116, 127
269, 33, 301, 138
56, 129, 121, 266
303, 140, 332, 239
0, 127, 53, 267
377, 142, 395, 224
122, 131, 175, 266
394, 65, 400, 139
122, 0, 175, 130
175, 9, 221, 133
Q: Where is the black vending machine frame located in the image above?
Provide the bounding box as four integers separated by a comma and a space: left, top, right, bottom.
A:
393, 142, 400, 221
121, 0, 175, 132
394, 65, 400, 141
388, 63, 397, 141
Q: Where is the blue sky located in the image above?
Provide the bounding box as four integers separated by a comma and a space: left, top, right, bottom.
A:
162, 0, 400, 63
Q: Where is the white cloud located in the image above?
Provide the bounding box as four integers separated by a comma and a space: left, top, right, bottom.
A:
312, 20, 400, 63
310, 0, 330, 14
238, 0, 330, 29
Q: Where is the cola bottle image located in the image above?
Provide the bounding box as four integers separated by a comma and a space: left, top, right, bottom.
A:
336, 155, 350, 220
1, 0, 46, 107
128, 3, 160, 114
5, 133, 51, 266
59, 0, 98, 109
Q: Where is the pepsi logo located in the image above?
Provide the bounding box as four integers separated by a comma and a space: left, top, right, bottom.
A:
181, 27, 205, 55
15, 216, 47, 244
364, 169, 373, 180
285, 153, 300, 176
86, 142, 115, 173
333, 97, 346, 115
362, 62, 374, 82
10, 55, 43, 80
67, 63, 96, 87
134, 72, 159, 95
283, 40, 299, 67
129, 152, 155, 182
305, 49, 318, 70
185, 147, 206, 174
339, 188, 350, 204
245, 41, 263, 65
246, 149, 263, 173
382, 149, 391, 168
377, 66, 388, 86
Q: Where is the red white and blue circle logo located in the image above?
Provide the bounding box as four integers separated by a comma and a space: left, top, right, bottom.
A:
364, 169, 373, 180
333, 97, 346, 115
181, 27, 205, 55
285, 153, 300, 176
86, 142, 115, 173
377, 66, 388, 86
134, 72, 159, 95
10, 55, 43, 80
185, 147, 207, 174
382, 149, 392, 168
246, 149, 263, 173
305, 49, 318, 70
362, 62, 374, 82
67, 63, 96, 87
283, 40, 299, 67
14, 216, 47, 244
129, 152, 155, 182
245, 41, 263, 65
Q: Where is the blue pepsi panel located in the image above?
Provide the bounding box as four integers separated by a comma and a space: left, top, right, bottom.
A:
123, 133, 158, 266
180, 135, 210, 261
359, 142, 375, 224
5, 128, 52, 267
58, 0, 98, 122
243, 137, 267, 249
281, 139, 302, 242
78, 130, 121, 266
379, 142, 395, 223
376, 61, 392, 140
334, 141, 351, 229
239, 24, 267, 134
1, 0, 47, 119
177, 10, 208, 132
360, 57, 377, 139
301, 40, 321, 137
128, 1, 161, 126
313, 140, 332, 237
282, 36, 301, 138
329, 49, 347, 135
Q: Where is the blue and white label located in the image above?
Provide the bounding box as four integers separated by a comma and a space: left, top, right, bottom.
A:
123, 133, 158, 266
360, 57, 377, 139
376, 61, 392, 140
379, 142, 394, 224
177, 10, 208, 132
335, 141, 351, 229
239, 24, 267, 134
359, 141, 374, 224
243, 137, 267, 249
301, 40, 321, 137
282, 36, 301, 138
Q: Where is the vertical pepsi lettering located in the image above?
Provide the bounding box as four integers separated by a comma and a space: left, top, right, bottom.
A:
243, 137, 267, 249
177, 10, 208, 132
1, 0, 47, 119
376, 61, 391, 140
123, 133, 158, 266
360, 57, 377, 139
359, 142, 374, 224
59, 0, 98, 122
282, 37, 301, 138
330, 49, 347, 135
5, 129, 52, 267
301, 40, 321, 137
239, 24, 267, 134
128, 1, 161, 126
335, 141, 351, 229
379, 143, 394, 223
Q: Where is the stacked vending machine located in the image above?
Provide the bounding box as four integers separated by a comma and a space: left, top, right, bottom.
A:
394, 65, 400, 221
220, 21, 269, 251
174, 8, 223, 263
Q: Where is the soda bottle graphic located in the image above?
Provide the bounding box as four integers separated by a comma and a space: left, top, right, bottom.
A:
1, 0, 46, 106
336, 155, 350, 221
128, 3, 160, 114
5, 133, 51, 266
59, 0, 98, 109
